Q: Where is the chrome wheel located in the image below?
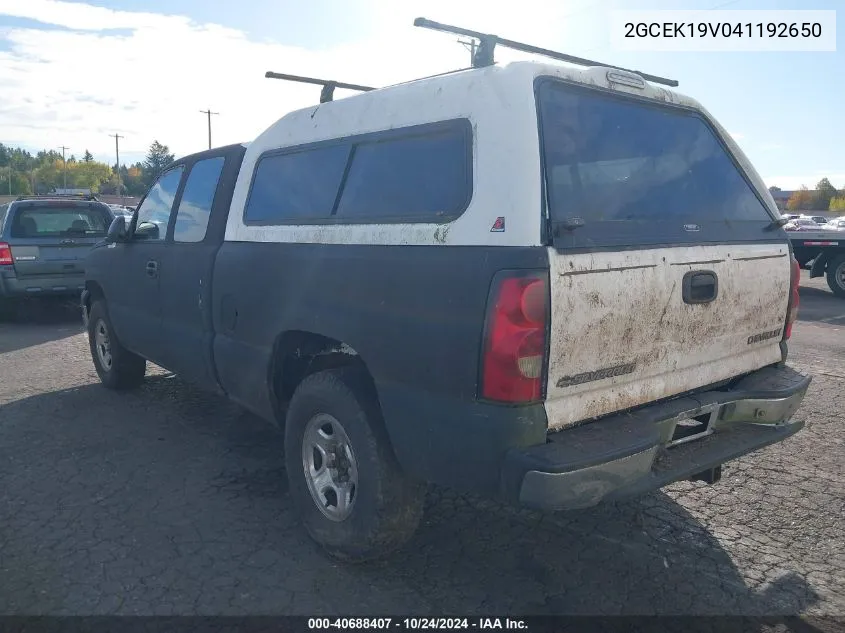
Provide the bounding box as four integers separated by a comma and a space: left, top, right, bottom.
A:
302, 413, 358, 522
837, 261, 845, 291
94, 319, 113, 371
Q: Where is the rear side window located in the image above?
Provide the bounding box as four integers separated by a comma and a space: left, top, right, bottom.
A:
335, 128, 470, 220
537, 80, 773, 248
244, 119, 472, 224
173, 156, 225, 242
245, 145, 349, 223
10, 205, 112, 238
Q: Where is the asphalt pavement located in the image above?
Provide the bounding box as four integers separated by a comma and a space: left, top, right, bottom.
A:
0, 273, 843, 617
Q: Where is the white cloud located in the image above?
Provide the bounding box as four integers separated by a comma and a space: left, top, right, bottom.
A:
0, 0, 579, 164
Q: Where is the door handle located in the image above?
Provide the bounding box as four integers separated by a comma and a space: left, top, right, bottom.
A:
682, 270, 718, 304
145, 260, 159, 278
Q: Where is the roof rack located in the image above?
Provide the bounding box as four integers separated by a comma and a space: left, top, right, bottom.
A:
264, 71, 376, 103
413, 17, 679, 88
15, 193, 100, 202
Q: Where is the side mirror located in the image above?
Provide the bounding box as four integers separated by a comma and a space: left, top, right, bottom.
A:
134, 221, 160, 241
106, 215, 127, 243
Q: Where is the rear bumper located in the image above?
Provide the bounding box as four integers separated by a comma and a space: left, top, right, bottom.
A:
501, 365, 811, 510
0, 271, 85, 299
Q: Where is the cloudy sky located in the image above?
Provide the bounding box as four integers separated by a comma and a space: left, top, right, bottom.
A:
0, 0, 841, 189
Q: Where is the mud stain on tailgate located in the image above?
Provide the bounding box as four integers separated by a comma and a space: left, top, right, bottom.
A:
544, 244, 789, 429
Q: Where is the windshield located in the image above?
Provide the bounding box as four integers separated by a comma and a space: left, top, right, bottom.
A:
10, 205, 112, 238
537, 79, 774, 248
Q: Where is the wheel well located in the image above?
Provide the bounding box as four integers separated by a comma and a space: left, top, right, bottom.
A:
83, 281, 105, 312
270, 330, 377, 422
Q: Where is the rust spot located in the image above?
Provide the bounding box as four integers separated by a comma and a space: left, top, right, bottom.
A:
561, 264, 657, 276
734, 254, 788, 262
670, 259, 724, 266
432, 225, 449, 244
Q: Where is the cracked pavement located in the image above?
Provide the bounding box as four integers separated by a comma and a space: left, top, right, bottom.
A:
0, 272, 843, 616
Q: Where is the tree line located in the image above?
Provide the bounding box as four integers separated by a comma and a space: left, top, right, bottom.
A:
0, 141, 175, 197
770, 179, 845, 212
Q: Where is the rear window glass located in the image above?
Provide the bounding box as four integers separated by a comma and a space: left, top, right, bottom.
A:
10, 206, 112, 238
537, 80, 773, 247
244, 119, 471, 224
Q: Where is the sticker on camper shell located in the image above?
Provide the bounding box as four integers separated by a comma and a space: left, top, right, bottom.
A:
490, 217, 505, 232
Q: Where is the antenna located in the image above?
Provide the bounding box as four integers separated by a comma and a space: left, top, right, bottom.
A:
265, 72, 376, 103
413, 17, 679, 88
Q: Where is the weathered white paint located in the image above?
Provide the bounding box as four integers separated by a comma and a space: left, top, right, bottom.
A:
224, 61, 780, 247
544, 243, 790, 430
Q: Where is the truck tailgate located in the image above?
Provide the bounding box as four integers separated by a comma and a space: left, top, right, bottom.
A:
544, 243, 790, 430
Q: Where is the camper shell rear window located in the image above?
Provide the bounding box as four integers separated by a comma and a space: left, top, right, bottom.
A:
536, 78, 775, 249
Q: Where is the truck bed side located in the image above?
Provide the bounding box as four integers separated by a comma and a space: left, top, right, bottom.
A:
210, 243, 551, 493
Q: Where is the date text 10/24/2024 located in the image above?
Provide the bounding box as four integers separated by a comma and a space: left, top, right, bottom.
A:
308, 618, 528, 630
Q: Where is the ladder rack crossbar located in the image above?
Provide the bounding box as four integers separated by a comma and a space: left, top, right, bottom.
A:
413, 17, 679, 88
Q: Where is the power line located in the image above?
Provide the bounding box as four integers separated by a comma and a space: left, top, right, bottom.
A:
199, 108, 219, 150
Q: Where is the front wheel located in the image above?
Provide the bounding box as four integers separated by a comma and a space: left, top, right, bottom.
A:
826, 255, 845, 299
284, 368, 424, 562
87, 300, 146, 389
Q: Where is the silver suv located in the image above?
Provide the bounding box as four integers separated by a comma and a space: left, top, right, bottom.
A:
0, 195, 114, 306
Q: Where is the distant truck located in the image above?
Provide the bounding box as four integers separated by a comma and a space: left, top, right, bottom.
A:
790, 227, 845, 297
81, 19, 811, 562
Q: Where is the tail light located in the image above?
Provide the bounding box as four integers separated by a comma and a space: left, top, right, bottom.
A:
0, 242, 12, 266
784, 256, 800, 340
480, 270, 549, 403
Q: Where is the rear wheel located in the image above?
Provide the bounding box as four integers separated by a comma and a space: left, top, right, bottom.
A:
284, 368, 424, 562
87, 300, 146, 389
825, 255, 845, 299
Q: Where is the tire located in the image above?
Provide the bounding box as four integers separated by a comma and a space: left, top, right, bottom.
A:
284, 368, 424, 562
87, 300, 146, 389
825, 255, 845, 299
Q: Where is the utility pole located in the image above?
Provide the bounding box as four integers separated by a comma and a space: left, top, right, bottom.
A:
59, 146, 69, 191
458, 38, 478, 66
7, 167, 11, 196
199, 108, 219, 150
110, 133, 125, 205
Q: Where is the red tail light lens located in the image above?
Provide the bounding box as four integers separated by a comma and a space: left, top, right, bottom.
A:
0, 242, 12, 266
784, 256, 800, 340
480, 271, 549, 403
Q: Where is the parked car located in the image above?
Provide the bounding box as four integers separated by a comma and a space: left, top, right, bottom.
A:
803, 215, 829, 224
823, 218, 845, 231
82, 34, 809, 562
1, 195, 114, 307
784, 218, 820, 231
108, 204, 135, 221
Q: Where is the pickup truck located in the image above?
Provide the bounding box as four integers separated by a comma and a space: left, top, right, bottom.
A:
82, 53, 810, 562
789, 226, 845, 297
